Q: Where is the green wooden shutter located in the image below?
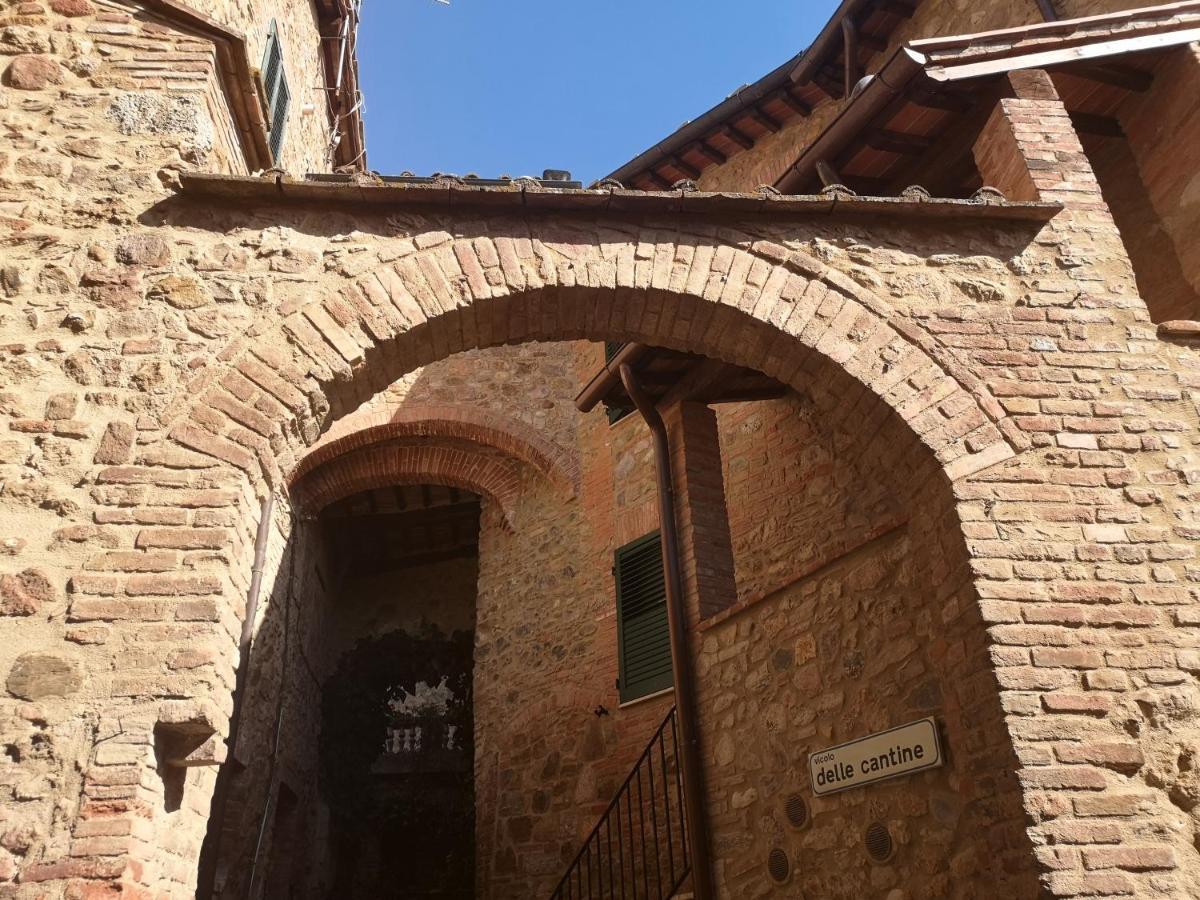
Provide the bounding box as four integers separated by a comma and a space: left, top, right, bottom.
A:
262, 21, 291, 163
603, 341, 634, 425
615, 531, 673, 703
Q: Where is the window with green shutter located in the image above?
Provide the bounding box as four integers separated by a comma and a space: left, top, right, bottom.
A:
615, 531, 674, 703
261, 20, 291, 163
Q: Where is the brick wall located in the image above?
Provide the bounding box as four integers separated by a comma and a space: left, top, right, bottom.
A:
1112, 44, 1200, 317
2, 1, 1200, 895
716, 393, 902, 607
208, 509, 330, 898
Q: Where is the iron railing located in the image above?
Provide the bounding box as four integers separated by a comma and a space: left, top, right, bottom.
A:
550, 706, 690, 900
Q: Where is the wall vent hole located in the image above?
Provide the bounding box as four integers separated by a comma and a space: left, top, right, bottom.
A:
767, 847, 790, 884
784, 793, 808, 830
865, 821, 894, 864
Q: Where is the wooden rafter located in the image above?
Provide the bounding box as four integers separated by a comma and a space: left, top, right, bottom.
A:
694, 141, 727, 165
775, 88, 812, 117
1069, 111, 1123, 137
1069, 62, 1153, 92
880, 0, 916, 17
865, 128, 933, 155
671, 156, 702, 180
723, 124, 755, 150
749, 108, 782, 133
879, 84, 1004, 196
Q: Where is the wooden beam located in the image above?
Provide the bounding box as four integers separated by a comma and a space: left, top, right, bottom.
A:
775, 88, 811, 117
656, 358, 735, 409
1071, 62, 1153, 92
694, 141, 727, 165
670, 156, 702, 180
722, 124, 755, 150
864, 128, 933, 155
812, 67, 845, 100
1070, 111, 1123, 138
879, 0, 916, 17
330, 500, 481, 526
907, 86, 974, 113
858, 32, 888, 53
647, 169, 673, 190
881, 85, 1004, 197
1034, 0, 1059, 20
749, 108, 782, 133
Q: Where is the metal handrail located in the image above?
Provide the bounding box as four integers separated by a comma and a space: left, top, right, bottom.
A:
550, 706, 691, 900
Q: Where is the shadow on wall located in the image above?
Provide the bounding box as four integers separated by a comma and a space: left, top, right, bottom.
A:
320, 627, 475, 898
201, 496, 481, 898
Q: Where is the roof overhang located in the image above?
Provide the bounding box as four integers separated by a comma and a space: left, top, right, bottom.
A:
176, 172, 1061, 223
914, 0, 1200, 82
774, 0, 1200, 193
603, 0, 923, 190
314, 0, 367, 171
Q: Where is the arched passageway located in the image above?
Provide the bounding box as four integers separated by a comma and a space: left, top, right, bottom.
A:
30, 189, 1199, 898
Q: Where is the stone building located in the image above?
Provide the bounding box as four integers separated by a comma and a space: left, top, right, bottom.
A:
0, 0, 1199, 896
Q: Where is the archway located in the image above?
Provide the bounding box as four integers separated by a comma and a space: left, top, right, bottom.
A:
65, 216, 1060, 897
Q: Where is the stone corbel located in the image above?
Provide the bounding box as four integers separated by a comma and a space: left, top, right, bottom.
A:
155, 699, 226, 767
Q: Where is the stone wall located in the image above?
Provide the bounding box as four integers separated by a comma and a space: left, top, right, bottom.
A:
207, 506, 330, 899
716, 393, 902, 607
2, 0, 1200, 895
473, 389, 680, 899
374, 342, 584, 462
1082, 130, 1200, 323
209, 0, 338, 175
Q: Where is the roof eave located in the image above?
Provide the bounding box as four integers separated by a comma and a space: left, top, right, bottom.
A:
774, 47, 927, 193
176, 172, 1061, 223
602, 52, 802, 187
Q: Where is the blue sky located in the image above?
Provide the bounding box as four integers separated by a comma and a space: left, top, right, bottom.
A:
357, 0, 840, 184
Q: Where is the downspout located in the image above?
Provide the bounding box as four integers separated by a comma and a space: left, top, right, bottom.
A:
196, 492, 276, 899
1034, 0, 1059, 21
618, 364, 714, 900
774, 47, 927, 193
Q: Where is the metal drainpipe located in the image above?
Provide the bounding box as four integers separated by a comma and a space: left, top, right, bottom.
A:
1034, 0, 1059, 20
618, 364, 714, 900
196, 492, 276, 899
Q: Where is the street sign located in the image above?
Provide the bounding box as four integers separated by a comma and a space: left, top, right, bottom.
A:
809, 718, 943, 796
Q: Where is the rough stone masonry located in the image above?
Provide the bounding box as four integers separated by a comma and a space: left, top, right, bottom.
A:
1, 0, 1200, 898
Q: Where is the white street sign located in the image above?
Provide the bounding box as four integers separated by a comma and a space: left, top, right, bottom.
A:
809, 718, 943, 796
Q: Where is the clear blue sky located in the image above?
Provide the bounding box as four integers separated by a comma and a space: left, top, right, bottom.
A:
357, 0, 840, 184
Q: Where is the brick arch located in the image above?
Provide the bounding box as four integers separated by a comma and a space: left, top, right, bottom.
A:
289, 441, 524, 529
99, 226, 1031, 896
163, 231, 1018, 492
287, 403, 579, 498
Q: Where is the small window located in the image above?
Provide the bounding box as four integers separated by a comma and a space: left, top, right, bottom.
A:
615, 531, 673, 704
261, 20, 291, 163
603, 341, 634, 425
